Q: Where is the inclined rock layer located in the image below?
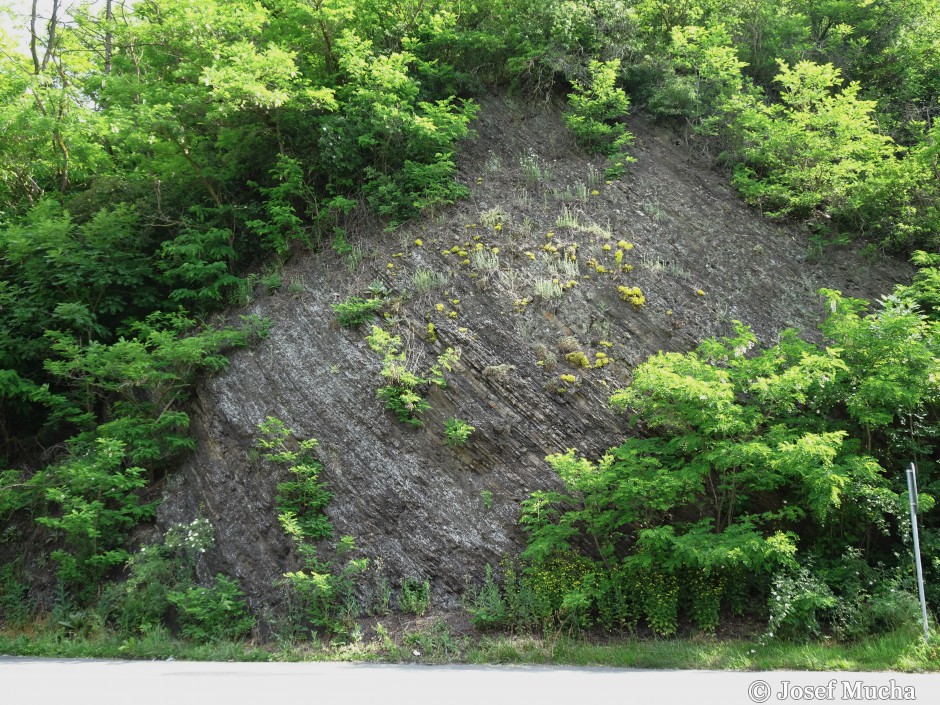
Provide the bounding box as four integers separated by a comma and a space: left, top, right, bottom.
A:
158, 96, 910, 612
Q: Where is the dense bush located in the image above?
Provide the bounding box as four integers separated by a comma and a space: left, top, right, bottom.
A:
514, 261, 940, 638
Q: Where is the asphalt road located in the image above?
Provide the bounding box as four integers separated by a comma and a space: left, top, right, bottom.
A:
1, 658, 937, 705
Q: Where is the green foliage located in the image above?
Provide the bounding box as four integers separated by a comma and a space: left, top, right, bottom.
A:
366, 326, 459, 425
255, 417, 333, 543
44, 310, 251, 419
254, 418, 366, 637
649, 24, 753, 132
0, 564, 33, 626
730, 61, 901, 225
766, 566, 836, 642
564, 59, 631, 155
5, 0, 940, 635
376, 386, 432, 426
168, 576, 255, 642
399, 577, 431, 616
100, 519, 214, 635
563, 59, 636, 178
280, 540, 368, 637
331, 297, 384, 328
99, 518, 254, 643
444, 418, 475, 447
0, 0, 489, 484
516, 265, 940, 635
245, 155, 312, 256
23, 313, 257, 594
159, 228, 241, 310
35, 437, 155, 593
464, 565, 507, 630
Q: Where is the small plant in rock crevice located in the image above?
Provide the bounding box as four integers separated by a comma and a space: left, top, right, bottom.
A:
332, 296, 384, 327
444, 417, 475, 447
366, 326, 460, 426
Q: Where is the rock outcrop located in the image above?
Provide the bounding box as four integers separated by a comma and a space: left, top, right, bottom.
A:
159, 96, 910, 612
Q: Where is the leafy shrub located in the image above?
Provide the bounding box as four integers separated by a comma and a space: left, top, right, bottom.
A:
0, 564, 32, 626
281, 555, 368, 637
563, 58, 636, 179
444, 418, 475, 447
564, 59, 632, 155
399, 577, 431, 615
99, 518, 216, 636
256, 417, 333, 542
403, 619, 462, 659
254, 420, 367, 637
367, 326, 459, 426
730, 61, 899, 223
168, 575, 255, 642
332, 297, 384, 327
377, 385, 432, 426
766, 566, 836, 642
517, 264, 940, 635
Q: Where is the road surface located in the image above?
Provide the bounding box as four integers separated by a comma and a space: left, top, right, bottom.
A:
2, 658, 937, 705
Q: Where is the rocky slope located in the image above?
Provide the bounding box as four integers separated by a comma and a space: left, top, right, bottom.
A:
158, 96, 910, 613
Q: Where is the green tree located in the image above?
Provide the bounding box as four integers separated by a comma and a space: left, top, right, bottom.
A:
730, 60, 900, 225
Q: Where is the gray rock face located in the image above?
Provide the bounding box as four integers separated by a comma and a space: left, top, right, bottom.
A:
158, 96, 910, 612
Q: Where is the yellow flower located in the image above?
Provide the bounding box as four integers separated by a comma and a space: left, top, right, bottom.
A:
435, 303, 445, 312
590, 189, 600, 196
387, 263, 395, 269
696, 289, 705, 296
602, 244, 612, 251
525, 251, 536, 260
491, 247, 499, 254
414, 238, 423, 246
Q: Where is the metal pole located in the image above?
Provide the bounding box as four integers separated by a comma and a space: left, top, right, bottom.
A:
907, 462, 930, 641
